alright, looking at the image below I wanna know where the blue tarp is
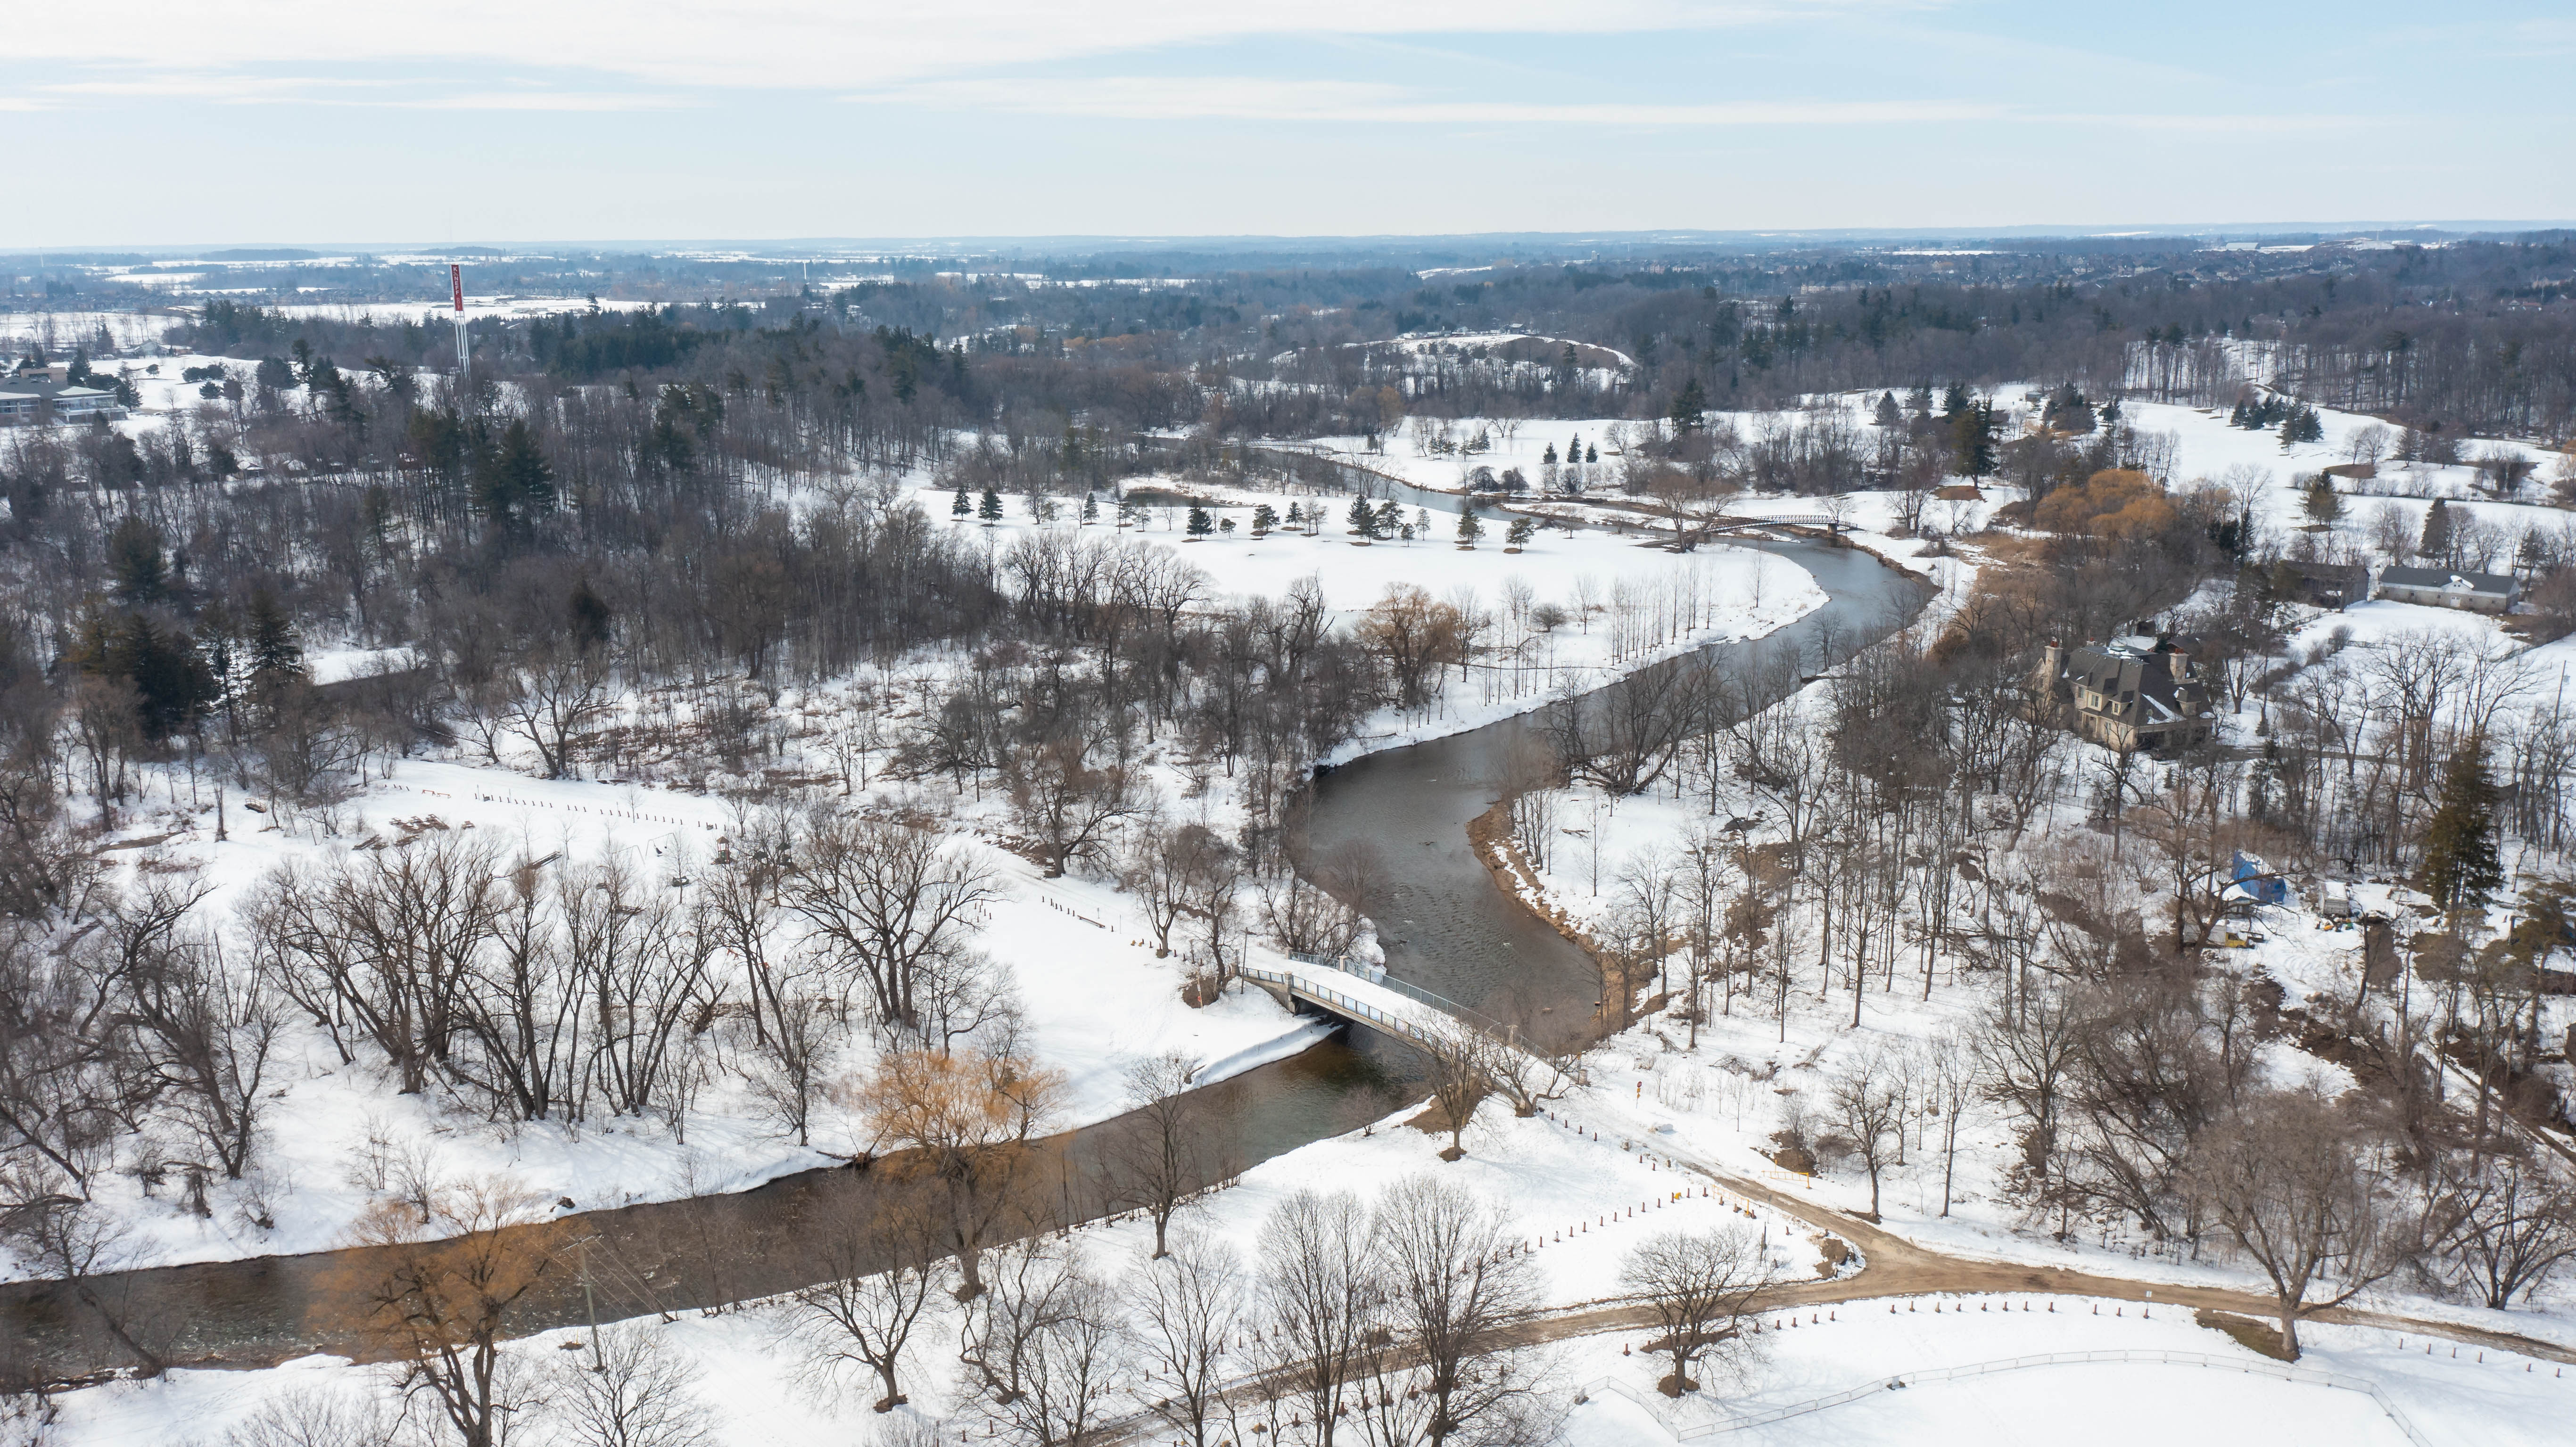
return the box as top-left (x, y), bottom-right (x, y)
top-left (2230, 853), bottom-right (2289, 905)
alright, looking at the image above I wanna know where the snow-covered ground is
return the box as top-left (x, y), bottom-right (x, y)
top-left (28, 752), bottom-right (1338, 1277)
top-left (1559, 1301), bottom-right (2569, 1447)
top-left (17, 477), bottom-right (1831, 1280)
top-left (918, 484), bottom-right (1830, 761)
top-left (33, 1090), bottom-right (2569, 1447)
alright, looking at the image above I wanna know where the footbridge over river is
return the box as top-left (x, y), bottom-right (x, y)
top-left (1240, 953), bottom-right (1553, 1068)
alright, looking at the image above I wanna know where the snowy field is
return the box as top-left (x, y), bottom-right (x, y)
top-left (917, 484), bottom-right (1830, 763)
top-left (1557, 1303), bottom-right (2568, 1447)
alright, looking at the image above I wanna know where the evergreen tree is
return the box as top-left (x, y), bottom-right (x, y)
top-left (245, 586), bottom-right (305, 682)
top-left (2304, 475), bottom-right (2343, 522)
top-left (1375, 500), bottom-right (1402, 537)
top-left (978, 487), bottom-right (1004, 522)
top-left (1585, 444), bottom-right (1598, 464)
top-left (2421, 740), bottom-right (2503, 920)
top-left (1347, 496), bottom-right (1375, 534)
top-left (1186, 504), bottom-right (1214, 536)
top-left (1506, 517), bottom-right (1536, 548)
top-left (2419, 498), bottom-right (2454, 564)
top-left (1080, 494), bottom-right (1098, 525)
top-left (474, 419), bottom-right (555, 534)
top-left (1940, 383), bottom-right (1972, 420)
top-left (1250, 503), bottom-right (1279, 534)
top-left (1285, 501), bottom-right (1305, 529)
top-left (106, 516), bottom-right (167, 604)
top-left (952, 483), bottom-right (972, 520)
top-left (1873, 391), bottom-right (1901, 428)
top-left (1949, 402), bottom-right (1997, 478)
top-left (1668, 377), bottom-right (1709, 434)
top-left (1907, 384), bottom-right (1933, 419)
top-left (1456, 506), bottom-right (1484, 546)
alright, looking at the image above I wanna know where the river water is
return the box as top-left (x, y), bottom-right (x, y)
top-left (0, 530), bottom-right (1925, 1382)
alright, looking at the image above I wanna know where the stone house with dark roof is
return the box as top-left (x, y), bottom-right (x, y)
top-left (2032, 634), bottom-right (2216, 754)
top-left (2373, 565), bottom-right (2518, 615)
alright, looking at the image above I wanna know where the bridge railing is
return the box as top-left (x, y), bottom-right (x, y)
top-left (1256, 954), bottom-right (1518, 1040)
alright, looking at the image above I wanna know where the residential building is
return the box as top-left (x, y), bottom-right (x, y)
top-left (2373, 565), bottom-right (2519, 614)
top-left (0, 378), bottom-right (125, 425)
top-left (2031, 633), bottom-right (2216, 753)
top-left (2271, 558), bottom-right (2370, 610)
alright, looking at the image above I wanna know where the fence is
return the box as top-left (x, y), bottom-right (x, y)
top-left (1570, 1348), bottom-right (2437, 1444)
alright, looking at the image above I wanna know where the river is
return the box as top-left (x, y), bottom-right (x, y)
top-left (0, 528), bottom-right (1926, 1384)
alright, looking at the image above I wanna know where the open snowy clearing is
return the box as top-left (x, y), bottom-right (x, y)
top-left (1557, 1302), bottom-right (2567, 1447)
top-left (918, 484), bottom-right (1830, 761)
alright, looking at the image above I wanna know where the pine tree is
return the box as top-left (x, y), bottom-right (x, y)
top-left (1456, 506), bottom-right (1484, 547)
top-left (2421, 740), bottom-right (2503, 920)
top-left (2419, 498), bottom-right (2454, 564)
top-left (1080, 494), bottom-right (1098, 525)
top-left (1347, 496), bottom-right (1375, 535)
top-left (1873, 391), bottom-right (1902, 428)
top-left (952, 484), bottom-right (972, 520)
top-left (2304, 476), bottom-right (2343, 522)
top-left (1585, 444), bottom-right (1598, 464)
top-left (1668, 377), bottom-right (1709, 434)
top-left (978, 487), bottom-right (1004, 523)
top-left (1375, 500), bottom-right (1402, 537)
top-left (106, 516), bottom-right (167, 604)
top-left (245, 587), bottom-right (305, 681)
top-left (1285, 501), bottom-right (1305, 529)
top-left (1186, 504), bottom-right (1214, 536)
top-left (1506, 517), bottom-right (1536, 548)
top-left (1251, 503), bottom-right (1278, 534)
top-left (475, 419), bottom-right (555, 533)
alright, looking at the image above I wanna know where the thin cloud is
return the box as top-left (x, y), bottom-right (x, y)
top-left (853, 76), bottom-right (2008, 126)
top-left (5, 2), bottom-right (1919, 91)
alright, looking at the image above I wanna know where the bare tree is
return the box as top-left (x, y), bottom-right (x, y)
top-left (1108, 1053), bottom-right (1215, 1258)
top-left (959, 1242), bottom-right (1129, 1447)
top-left (548, 1324), bottom-right (717, 1447)
top-left (1827, 1046), bottom-right (1907, 1221)
top-left (501, 642), bottom-right (611, 779)
top-left (324, 1176), bottom-right (568, 1447)
top-left (219, 1387), bottom-right (398, 1447)
top-left (1618, 1225), bottom-right (1771, 1397)
top-left (2432, 1149), bottom-right (2576, 1310)
top-left (1258, 1189), bottom-right (1381, 1446)
top-left (1369, 1175), bottom-right (1552, 1447)
top-left (1005, 739), bottom-right (1140, 879)
top-left (855, 1047), bottom-right (1063, 1300)
top-left (1121, 1228), bottom-right (1246, 1447)
top-left (787, 813), bottom-right (999, 1034)
top-left (790, 1179), bottom-right (949, 1412)
top-left (2188, 1089), bottom-right (2413, 1358)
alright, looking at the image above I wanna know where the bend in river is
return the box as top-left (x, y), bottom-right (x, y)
top-left (0, 534), bottom-right (1928, 1384)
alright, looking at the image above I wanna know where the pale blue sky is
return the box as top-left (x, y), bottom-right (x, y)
top-left (6, 1), bottom-right (2569, 247)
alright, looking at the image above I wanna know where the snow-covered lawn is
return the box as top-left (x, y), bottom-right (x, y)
top-left (1559, 1300), bottom-right (2569, 1447)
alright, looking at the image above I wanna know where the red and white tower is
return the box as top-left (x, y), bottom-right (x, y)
top-left (450, 263), bottom-right (470, 374)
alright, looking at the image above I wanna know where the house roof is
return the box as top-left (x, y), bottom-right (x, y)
top-left (2378, 565), bottom-right (2516, 597)
top-left (0, 379), bottom-right (115, 401)
top-left (2060, 640), bottom-right (2210, 731)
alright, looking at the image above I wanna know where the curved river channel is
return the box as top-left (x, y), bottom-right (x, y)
top-left (0, 529), bottom-right (1927, 1382)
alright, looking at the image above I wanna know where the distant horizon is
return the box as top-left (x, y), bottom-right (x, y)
top-left (8, 220), bottom-right (2575, 263)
